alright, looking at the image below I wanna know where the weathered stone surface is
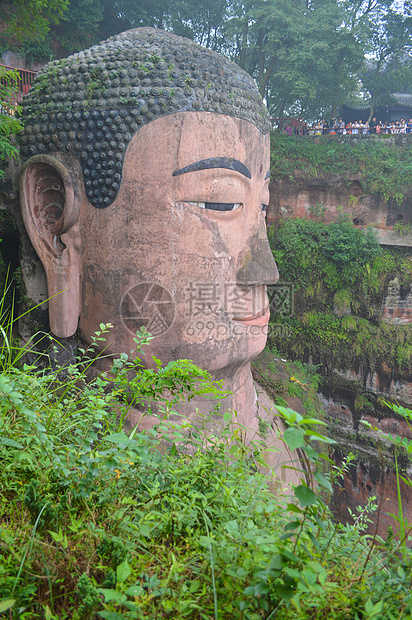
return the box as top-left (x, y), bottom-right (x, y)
top-left (19, 28), bottom-right (271, 209)
top-left (268, 172), bottom-right (385, 228)
top-left (331, 451), bottom-right (412, 537)
top-left (18, 28), bottom-right (301, 488)
top-left (383, 277), bottom-right (412, 324)
top-left (320, 382), bottom-right (412, 536)
top-left (268, 170), bottom-right (412, 248)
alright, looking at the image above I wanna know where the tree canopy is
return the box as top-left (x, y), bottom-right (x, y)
top-left (1, 0), bottom-right (412, 120)
top-left (0, 0), bottom-right (68, 43)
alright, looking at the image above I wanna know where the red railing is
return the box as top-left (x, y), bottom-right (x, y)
top-left (0, 65), bottom-right (37, 115)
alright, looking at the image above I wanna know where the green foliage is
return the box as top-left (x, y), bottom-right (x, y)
top-left (360, 8), bottom-right (412, 119)
top-left (52, 0), bottom-right (104, 55)
top-left (394, 221), bottom-right (412, 237)
top-left (269, 215), bottom-right (381, 290)
top-left (252, 351), bottom-right (323, 423)
top-left (270, 132), bottom-right (412, 202)
top-left (20, 37), bottom-right (54, 64)
top-left (268, 217), bottom-right (412, 374)
top-left (76, 573), bottom-right (101, 619)
top-left (0, 303), bottom-right (410, 617)
top-left (0, 68), bottom-right (23, 180)
top-left (0, 0), bottom-right (68, 44)
top-left (322, 220), bottom-right (381, 270)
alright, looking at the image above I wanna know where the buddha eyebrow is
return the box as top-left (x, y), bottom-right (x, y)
top-left (265, 170), bottom-right (270, 180)
top-left (172, 157), bottom-right (252, 179)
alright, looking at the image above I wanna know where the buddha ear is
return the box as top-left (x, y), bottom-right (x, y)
top-left (20, 155), bottom-right (83, 338)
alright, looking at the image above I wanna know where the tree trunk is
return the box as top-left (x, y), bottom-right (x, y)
top-left (206, 25), bottom-right (211, 49)
top-left (367, 97), bottom-right (374, 123)
top-left (239, 18), bottom-right (248, 70)
top-left (251, 27), bottom-right (265, 83)
top-left (258, 54), bottom-right (277, 98)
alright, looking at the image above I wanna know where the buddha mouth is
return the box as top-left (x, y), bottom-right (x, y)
top-left (232, 306), bottom-right (270, 326)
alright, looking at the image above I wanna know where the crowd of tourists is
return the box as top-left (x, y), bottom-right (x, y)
top-left (290, 117), bottom-right (412, 135)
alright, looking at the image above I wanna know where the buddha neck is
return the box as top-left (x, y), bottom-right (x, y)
top-left (125, 363), bottom-right (259, 431)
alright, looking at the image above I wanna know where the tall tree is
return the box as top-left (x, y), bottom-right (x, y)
top-left (3, 0), bottom-right (411, 122)
top-left (0, 0), bottom-right (68, 43)
top-left (0, 0), bottom-right (68, 178)
top-left (52, 0), bottom-right (104, 55)
top-left (223, 0), bottom-right (363, 119)
top-left (359, 7), bottom-right (412, 119)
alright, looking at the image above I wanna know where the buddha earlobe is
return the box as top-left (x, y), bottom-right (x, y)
top-left (20, 155), bottom-right (82, 338)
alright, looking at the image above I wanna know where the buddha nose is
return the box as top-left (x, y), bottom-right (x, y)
top-left (236, 220), bottom-right (279, 285)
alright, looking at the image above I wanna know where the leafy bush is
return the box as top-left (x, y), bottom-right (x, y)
top-left (270, 132), bottom-right (412, 202)
top-left (268, 217), bottom-right (412, 375)
top-left (0, 67), bottom-right (23, 179)
top-left (269, 215), bottom-right (381, 291)
top-left (322, 220), bottom-right (381, 270)
top-left (0, 318), bottom-right (412, 618)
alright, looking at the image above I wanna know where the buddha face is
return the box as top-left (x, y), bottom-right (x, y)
top-left (21, 112), bottom-right (278, 376)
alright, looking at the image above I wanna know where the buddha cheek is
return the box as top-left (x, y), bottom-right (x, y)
top-left (166, 213), bottom-right (232, 341)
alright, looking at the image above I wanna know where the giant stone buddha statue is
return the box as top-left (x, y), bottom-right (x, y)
top-left (18, 28), bottom-right (300, 486)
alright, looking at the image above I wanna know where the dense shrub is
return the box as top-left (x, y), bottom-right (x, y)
top-left (269, 215), bottom-right (382, 290)
top-left (1, 321), bottom-right (412, 618)
top-left (268, 217), bottom-right (412, 374)
top-left (270, 133), bottom-right (412, 202)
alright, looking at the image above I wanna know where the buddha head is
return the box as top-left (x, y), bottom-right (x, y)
top-left (19, 28), bottom-right (278, 383)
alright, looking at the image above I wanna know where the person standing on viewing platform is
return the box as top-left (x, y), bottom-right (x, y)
top-left (277, 114), bottom-right (412, 137)
top-left (337, 118), bottom-right (345, 134)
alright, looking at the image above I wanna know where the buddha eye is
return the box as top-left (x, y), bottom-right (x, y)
top-left (261, 204), bottom-right (268, 212)
top-left (187, 201), bottom-right (242, 212)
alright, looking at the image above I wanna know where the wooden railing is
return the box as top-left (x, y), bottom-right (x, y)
top-left (0, 65), bottom-right (37, 115)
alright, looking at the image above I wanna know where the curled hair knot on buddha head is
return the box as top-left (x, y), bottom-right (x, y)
top-left (18, 27), bottom-right (271, 209)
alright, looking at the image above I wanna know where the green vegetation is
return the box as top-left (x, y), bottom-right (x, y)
top-left (268, 217), bottom-right (412, 379)
top-left (270, 132), bottom-right (412, 202)
top-left (0, 0), bottom-right (68, 44)
top-left (252, 350), bottom-right (323, 421)
top-left (1, 310), bottom-right (412, 618)
top-left (2, 0), bottom-right (411, 122)
top-left (0, 67), bottom-right (23, 179)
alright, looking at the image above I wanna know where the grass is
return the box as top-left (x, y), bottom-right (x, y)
top-left (1, 298), bottom-right (412, 617)
top-left (270, 132), bottom-right (412, 202)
